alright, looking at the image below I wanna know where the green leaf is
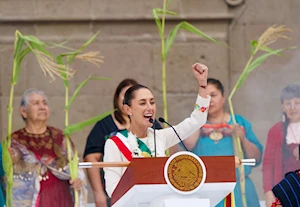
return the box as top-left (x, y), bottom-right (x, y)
top-left (65, 76), bottom-right (110, 110)
top-left (260, 45), bottom-right (284, 56)
top-left (152, 8), bottom-right (163, 40)
top-left (236, 73), bottom-right (248, 89)
top-left (47, 39), bottom-right (74, 50)
top-left (180, 21), bottom-right (222, 45)
top-left (251, 40), bottom-right (283, 56)
top-left (20, 35), bottom-right (46, 46)
top-left (2, 140), bottom-right (13, 177)
top-left (63, 110), bottom-right (115, 135)
top-left (236, 47), bottom-right (295, 88)
top-left (2, 140), bottom-right (13, 207)
top-left (20, 35), bottom-right (55, 61)
top-left (59, 51), bottom-right (77, 57)
top-left (164, 21), bottom-right (223, 60)
top-left (30, 42), bottom-right (54, 58)
top-left (14, 37), bottom-right (25, 58)
top-left (56, 55), bottom-right (69, 87)
top-left (67, 31), bottom-right (100, 64)
top-left (164, 23), bottom-right (182, 60)
top-left (247, 48), bottom-right (286, 73)
top-left (155, 8), bottom-right (178, 16)
top-left (57, 32), bottom-right (99, 63)
top-left (166, 0), bottom-right (173, 9)
top-left (250, 40), bottom-right (258, 56)
top-left (49, 43), bottom-right (75, 51)
top-left (13, 47), bottom-right (32, 84)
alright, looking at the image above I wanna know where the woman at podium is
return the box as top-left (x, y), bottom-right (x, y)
top-left (83, 78), bottom-right (161, 207)
top-left (103, 62), bottom-right (211, 197)
top-left (175, 78), bottom-right (263, 207)
top-left (84, 78), bottom-right (137, 207)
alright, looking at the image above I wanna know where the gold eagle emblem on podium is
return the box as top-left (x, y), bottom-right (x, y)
top-left (166, 153), bottom-right (204, 192)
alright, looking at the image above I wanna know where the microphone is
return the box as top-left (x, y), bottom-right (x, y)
top-left (149, 118), bottom-right (157, 157)
top-left (158, 117), bottom-right (189, 151)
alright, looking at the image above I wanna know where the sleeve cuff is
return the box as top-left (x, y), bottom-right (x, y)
top-left (194, 95), bottom-right (211, 112)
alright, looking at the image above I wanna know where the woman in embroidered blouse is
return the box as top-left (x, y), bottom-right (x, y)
top-left (83, 78), bottom-right (137, 207)
top-left (175, 78), bottom-right (263, 207)
top-left (103, 62), bottom-right (210, 197)
top-left (83, 78), bottom-right (161, 207)
top-left (8, 89), bottom-right (86, 207)
top-left (263, 84), bottom-right (300, 207)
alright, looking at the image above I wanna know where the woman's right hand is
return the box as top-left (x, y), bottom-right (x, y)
top-left (265, 191), bottom-right (276, 207)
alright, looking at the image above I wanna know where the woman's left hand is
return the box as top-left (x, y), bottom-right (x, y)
top-left (192, 63), bottom-right (208, 87)
top-left (70, 178), bottom-right (82, 191)
top-left (233, 124), bottom-right (246, 141)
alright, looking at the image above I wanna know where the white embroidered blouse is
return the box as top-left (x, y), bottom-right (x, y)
top-left (103, 95), bottom-right (210, 197)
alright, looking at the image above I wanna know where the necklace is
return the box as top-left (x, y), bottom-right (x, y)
top-left (208, 113), bottom-right (227, 144)
top-left (209, 130), bottom-right (224, 144)
top-left (127, 130), bottom-right (156, 157)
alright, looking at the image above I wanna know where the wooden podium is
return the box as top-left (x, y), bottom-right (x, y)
top-left (110, 155), bottom-right (236, 207)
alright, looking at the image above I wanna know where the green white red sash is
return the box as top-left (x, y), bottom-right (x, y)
top-left (110, 130), bottom-right (152, 161)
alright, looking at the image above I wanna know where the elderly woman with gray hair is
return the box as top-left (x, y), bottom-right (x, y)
top-left (263, 84), bottom-right (300, 207)
top-left (8, 88), bottom-right (87, 207)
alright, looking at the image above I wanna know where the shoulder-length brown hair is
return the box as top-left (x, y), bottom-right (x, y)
top-left (113, 78), bottom-right (138, 124)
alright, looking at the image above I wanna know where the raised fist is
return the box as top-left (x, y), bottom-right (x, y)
top-left (192, 63), bottom-right (208, 87)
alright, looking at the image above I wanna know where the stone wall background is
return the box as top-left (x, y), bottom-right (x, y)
top-left (1, 0), bottom-right (299, 203)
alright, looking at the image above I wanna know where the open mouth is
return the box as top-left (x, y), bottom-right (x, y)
top-left (144, 114), bottom-right (153, 120)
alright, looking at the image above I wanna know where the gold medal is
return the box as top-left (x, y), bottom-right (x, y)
top-left (141, 151), bottom-right (151, 157)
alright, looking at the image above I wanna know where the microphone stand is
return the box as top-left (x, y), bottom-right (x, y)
top-left (158, 117), bottom-right (189, 151)
top-left (149, 118), bottom-right (157, 157)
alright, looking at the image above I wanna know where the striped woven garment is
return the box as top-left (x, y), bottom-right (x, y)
top-left (272, 170), bottom-right (300, 207)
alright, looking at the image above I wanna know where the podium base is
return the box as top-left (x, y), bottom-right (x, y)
top-left (112, 182), bottom-right (236, 207)
top-left (136, 198), bottom-right (210, 207)
top-left (148, 194), bottom-right (210, 207)
top-left (164, 198), bottom-right (210, 207)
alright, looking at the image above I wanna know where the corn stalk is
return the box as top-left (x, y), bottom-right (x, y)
top-left (152, 0), bottom-right (223, 126)
top-left (56, 32), bottom-right (112, 207)
top-left (3, 30), bottom-right (73, 207)
top-left (228, 25), bottom-right (294, 207)
top-left (4, 30), bottom-right (110, 207)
